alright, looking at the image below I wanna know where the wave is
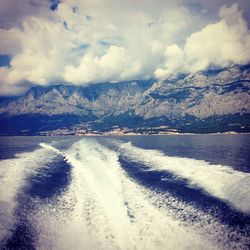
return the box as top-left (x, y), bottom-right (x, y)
top-left (0, 147), bottom-right (59, 244)
top-left (28, 139), bottom-right (248, 250)
top-left (39, 142), bottom-right (66, 157)
top-left (116, 141), bottom-right (250, 214)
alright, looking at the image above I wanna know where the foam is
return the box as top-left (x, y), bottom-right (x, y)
top-left (29, 138), bottom-right (243, 250)
top-left (40, 143), bottom-right (65, 157)
top-left (0, 147), bottom-right (58, 244)
top-left (118, 141), bottom-right (250, 214)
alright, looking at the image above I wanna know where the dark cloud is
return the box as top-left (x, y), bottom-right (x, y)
top-left (185, 0), bottom-right (250, 25)
top-left (0, 0), bottom-right (51, 28)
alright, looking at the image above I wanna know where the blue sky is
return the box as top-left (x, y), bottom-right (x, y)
top-left (0, 55), bottom-right (11, 67)
top-left (0, 0), bottom-right (249, 95)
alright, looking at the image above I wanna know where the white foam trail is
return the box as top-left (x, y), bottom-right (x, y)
top-left (29, 139), bottom-right (241, 250)
top-left (0, 147), bottom-right (58, 244)
top-left (39, 143), bottom-right (65, 157)
top-left (117, 141), bottom-right (250, 214)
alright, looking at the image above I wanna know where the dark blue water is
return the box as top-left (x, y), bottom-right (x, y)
top-left (0, 135), bottom-right (249, 249)
top-left (112, 134), bottom-right (250, 172)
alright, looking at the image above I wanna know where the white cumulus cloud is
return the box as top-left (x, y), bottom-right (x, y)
top-left (0, 1), bottom-right (249, 95)
top-left (64, 45), bottom-right (142, 84)
top-left (155, 3), bottom-right (250, 79)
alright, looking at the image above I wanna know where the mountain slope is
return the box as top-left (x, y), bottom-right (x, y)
top-left (0, 65), bottom-right (250, 135)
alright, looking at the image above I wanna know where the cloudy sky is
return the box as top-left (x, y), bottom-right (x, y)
top-left (0, 0), bottom-right (250, 95)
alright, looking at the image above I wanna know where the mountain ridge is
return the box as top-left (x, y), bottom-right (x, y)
top-left (0, 65), bottom-right (250, 135)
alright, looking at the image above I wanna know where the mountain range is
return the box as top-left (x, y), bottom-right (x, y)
top-left (0, 64), bottom-right (250, 135)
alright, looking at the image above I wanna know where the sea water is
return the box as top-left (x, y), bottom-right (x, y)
top-left (0, 135), bottom-right (249, 249)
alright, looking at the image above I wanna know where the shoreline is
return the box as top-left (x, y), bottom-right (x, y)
top-left (0, 132), bottom-right (250, 137)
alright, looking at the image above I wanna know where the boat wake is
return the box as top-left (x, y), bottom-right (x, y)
top-left (0, 138), bottom-right (249, 249)
top-left (116, 141), bottom-right (250, 214)
top-left (0, 147), bottom-right (59, 245)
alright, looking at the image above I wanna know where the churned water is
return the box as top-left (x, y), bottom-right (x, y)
top-left (0, 135), bottom-right (249, 249)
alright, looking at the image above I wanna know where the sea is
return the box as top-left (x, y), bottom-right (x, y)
top-left (0, 134), bottom-right (249, 250)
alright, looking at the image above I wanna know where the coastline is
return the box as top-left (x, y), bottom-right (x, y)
top-left (1, 131), bottom-right (249, 137)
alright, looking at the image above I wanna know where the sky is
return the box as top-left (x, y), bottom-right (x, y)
top-left (0, 0), bottom-right (250, 95)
